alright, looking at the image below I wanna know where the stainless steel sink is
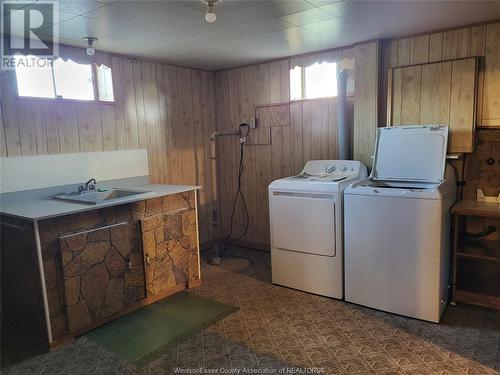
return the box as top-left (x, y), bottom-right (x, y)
top-left (53, 188), bottom-right (153, 205)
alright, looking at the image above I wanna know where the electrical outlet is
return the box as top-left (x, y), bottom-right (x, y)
top-left (249, 117), bottom-right (256, 128)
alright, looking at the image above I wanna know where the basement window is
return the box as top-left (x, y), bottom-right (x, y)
top-left (290, 61), bottom-right (338, 100)
top-left (96, 65), bottom-right (114, 102)
top-left (53, 58), bottom-right (94, 100)
top-left (14, 55), bottom-right (114, 102)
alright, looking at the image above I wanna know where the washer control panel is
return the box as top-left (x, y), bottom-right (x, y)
top-left (298, 160), bottom-right (367, 181)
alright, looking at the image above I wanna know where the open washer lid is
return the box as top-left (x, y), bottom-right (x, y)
top-left (371, 125), bottom-right (449, 183)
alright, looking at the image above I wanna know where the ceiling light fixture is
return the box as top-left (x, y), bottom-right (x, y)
top-left (83, 37), bottom-right (98, 56)
top-left (201, 0), bottom-right (221, 23)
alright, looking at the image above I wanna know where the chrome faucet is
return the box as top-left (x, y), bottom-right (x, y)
top-left (78, 178), bottom-right (97, 194)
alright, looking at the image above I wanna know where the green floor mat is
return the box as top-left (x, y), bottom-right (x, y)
top-left (85, 292), bottom-right (238, 366)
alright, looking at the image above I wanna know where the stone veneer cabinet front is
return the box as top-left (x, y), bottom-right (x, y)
top-left (7, 190), bottom-right (200, 349)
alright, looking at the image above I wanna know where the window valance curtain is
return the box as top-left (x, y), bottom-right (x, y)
top-left (289, 47), bottom-right (354, 69)
top-left (56, 44), bottom-right (111, 67)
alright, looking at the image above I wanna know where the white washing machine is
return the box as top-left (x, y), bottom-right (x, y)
top-left (268, 160), bottom-right (367, 299)
top-left (344, 126), bottom-right (456, 323)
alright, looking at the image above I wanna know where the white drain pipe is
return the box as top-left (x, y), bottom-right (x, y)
top-left (337, 69), bottom-right (352, 160)
top-left (209, 130), bottom-right (240, 242)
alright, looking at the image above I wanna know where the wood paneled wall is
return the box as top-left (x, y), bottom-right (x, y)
top-left (387, 57), bottom-right (478, 153)
top-left (214, 49), bottom-right (354, 247)
top-left (380, 21), bottom-right (500, 199)
top-left (2, 21), bottom-right (499, 249)
top-left (381, 21), bottom-right (500, 128)
top-left (0, 53), bottom-right (216, 244)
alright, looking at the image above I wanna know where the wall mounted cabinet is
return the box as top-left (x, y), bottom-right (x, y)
top-left (387, 57), bottom-right (478, 153)
top-left (482, 23), bottom-right (500, 127)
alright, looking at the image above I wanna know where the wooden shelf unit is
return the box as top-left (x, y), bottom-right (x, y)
top-left (451, 199), bottom-right (500, 310)
top-left (456, 239), bottom-right (500, 262)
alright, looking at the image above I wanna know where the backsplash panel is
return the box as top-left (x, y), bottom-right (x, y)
top-left (465, 129), bottom-right (500, 199)
top-left (464, 129), bottom-right (500, 241)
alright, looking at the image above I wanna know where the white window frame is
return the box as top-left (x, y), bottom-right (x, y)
top-left (290, 61), bottom-right (338, 101)
top-left (14, 56), bottom-right (115, 104)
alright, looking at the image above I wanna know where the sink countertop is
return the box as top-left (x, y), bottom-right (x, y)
top-left (0, 184), bottom-right (200, 221)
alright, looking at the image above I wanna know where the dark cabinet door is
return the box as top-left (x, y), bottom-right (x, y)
top-left (59, 222), bottom-right (145, 333)
top-left (140, 208), bottom-right (199, 297)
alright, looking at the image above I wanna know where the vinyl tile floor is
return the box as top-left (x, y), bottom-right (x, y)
top-left (3, 247), bottom-right (500, 375)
